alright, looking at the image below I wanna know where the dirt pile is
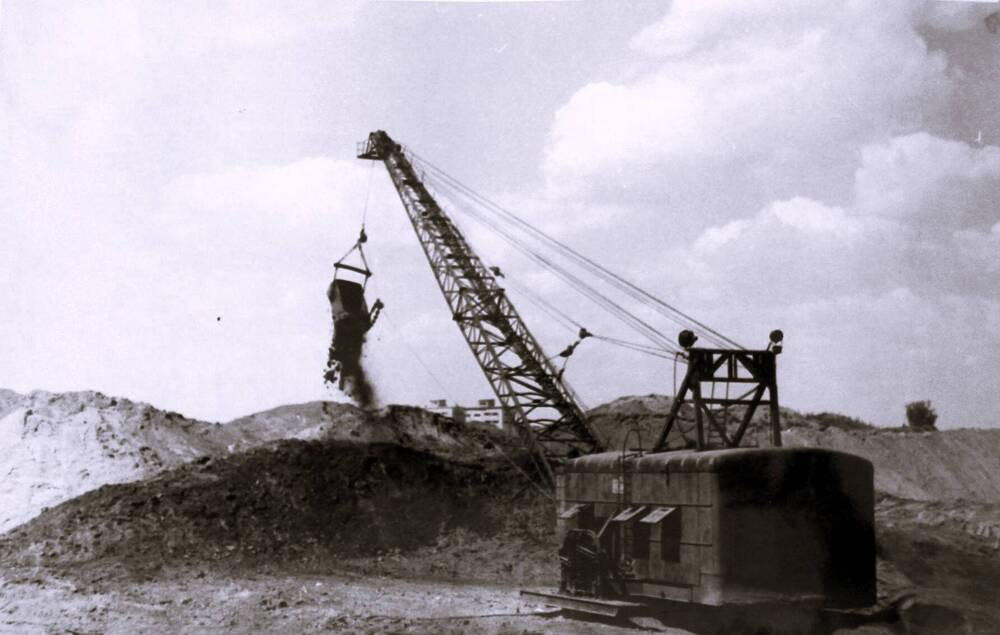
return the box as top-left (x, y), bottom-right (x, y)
top-left (0, 388), bottom-right (22, 413)
top-left (878, 497), bottom-right (1000, 553)
top-left (875, 496), bottom-right (1000, 632)
top-left (2, 391), bottom-right (998, 632)
top-left (784, 422), bottom-right (1000, 503)
top-left (0, 440), bottom-right (551, 582)
top-left (0, 390), bottom-right (509, 533)
top-left (228, 402), bottom-right (512, 463)
top-left (586, 394), bottom-right (697, 452)
top-left (587, 394), bottom-right (788, 453)
top-left (0, 390), bottom-right (242, 532)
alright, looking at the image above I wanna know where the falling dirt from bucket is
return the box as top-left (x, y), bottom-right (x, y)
top-left (324, 278), bottom-right (378, 408)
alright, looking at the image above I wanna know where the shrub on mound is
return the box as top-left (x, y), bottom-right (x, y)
top-left (905, 401), bottom-right (938, 431)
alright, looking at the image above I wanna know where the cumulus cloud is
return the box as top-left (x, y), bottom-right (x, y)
top-left (544, 1), bottom-right (953, 199)
top-left (664, 131), bottom-right (1000, 425)
top-left (687, 133), bottom-right (1000, 297)
top-left (535, 2), bottom-right (1000, 426)
top-left (689, 197), bottom-right (904, 303)
top-left (854, 132), bottom-right (1000, 228)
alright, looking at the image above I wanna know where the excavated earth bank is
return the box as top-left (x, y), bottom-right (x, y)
top-left (0, 389), bottom-right (510, 533)
top-left (2, 391), bottom-right (1000, 633)
top-left (0, 440), bottom-right (552, 582)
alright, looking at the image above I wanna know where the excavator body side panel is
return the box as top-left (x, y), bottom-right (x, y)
top-left (556, 447), bottom-right (876, 610)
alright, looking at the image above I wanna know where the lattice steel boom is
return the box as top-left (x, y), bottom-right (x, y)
top-left (358, 131), bottom-right (603, 475)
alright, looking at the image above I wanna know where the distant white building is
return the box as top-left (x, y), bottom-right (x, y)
top-left (427, 398), bottom-right (511, 431)
top-left (427, 398), bottom-right (457, 419)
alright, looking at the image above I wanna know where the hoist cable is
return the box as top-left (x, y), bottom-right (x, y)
top-left (432, 180), bottom-right (680, 354)
top-left (409, 152), bottom-right (742, 349)
top-left (504, 276), bottom-right (684, 362)
top-left (502, 277), bottom-right (582, 333)
top-left (592, 335), bottom-right (679, 361)
top-left (447, 191), bottom-right (680, 354)
top-left (430, 161), bottom-right (734, 348)
top-left (415, 153), bottom-right (735, 348)
top-left (423, 173), bottom-right (678, 352)
top-left (361, 157), bottom-right (376, 229)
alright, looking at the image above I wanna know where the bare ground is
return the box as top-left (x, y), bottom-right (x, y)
top-left (0, 565), bottom-right (597, 635)
top-left (0, 563), bottom-right (886, 635)
top-left (2, 496), bottom-right (997, 635)
top-left (2, 394), bottom-right (999, 633)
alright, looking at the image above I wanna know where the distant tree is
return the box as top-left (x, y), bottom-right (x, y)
top-left (905, 400), bottom-right (938, 430)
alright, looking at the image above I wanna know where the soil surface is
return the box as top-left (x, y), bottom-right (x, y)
top-left (0, 564), bottom-right (608, 635)
top-left (2, 391), bottom-right (999, 633)
top-left (0, 441), bottom-right (547, 573)
top-left (0, 390), bottom-right (509, 533)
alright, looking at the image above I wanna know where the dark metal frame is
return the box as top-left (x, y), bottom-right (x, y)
top-left (653, 347), bottom-right (781, 452)
top-left (359, 131), bottom-right (603, 480)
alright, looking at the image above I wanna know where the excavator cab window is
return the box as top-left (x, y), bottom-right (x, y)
top-left (632, 521), bottom-right (651, 559)
top-left (640, 506), bottom-right (681, 562)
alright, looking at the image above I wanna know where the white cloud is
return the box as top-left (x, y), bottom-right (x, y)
top-left (662, 131), bottom-right (1000, 425)
top-left (953, 222), bottom-right (1000, 275)
top-left (854, 132), bottom-right (1000, 227)
top-left (688, 196), bottom-right (904, 304)
top-left (684, 132), bottom-right (1000, 297)
top-left (544, 1), bottom-right (953, 199)
top-left (534, 3), bottom-right (1000, 427)
top-left (629, 0), bottom-right (834, 58)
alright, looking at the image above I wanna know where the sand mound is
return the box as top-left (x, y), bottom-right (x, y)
top-left (0, 440), bottom-right (544, 574)
top-left (6, 387), bottom-right (998, 537)
top-left (587, 394), bottom-right (792, 453)
top-left (228, 402), bottom-right (511, 461)
top-left (0, 390), bottom-right (238, 532)
top-left (784, 424), bottom-right (1000, 503)
top-left (587, 394), bottom-right (698, 451)
top-left (0, 390), bottom-right (509, 533)
top-left (876, 496), bottom-right (1000, 632)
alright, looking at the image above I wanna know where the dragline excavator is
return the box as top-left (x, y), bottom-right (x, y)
top-left (344, 130), bottom-right (877, 624)
top-left (353, 131), bottom-right (785, 474)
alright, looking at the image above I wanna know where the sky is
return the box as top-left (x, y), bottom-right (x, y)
top-left (1, 1), bottom-right (998, 428)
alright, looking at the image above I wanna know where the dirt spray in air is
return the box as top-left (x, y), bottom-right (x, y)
top-left (323, 277), bottom-right (381, 409)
